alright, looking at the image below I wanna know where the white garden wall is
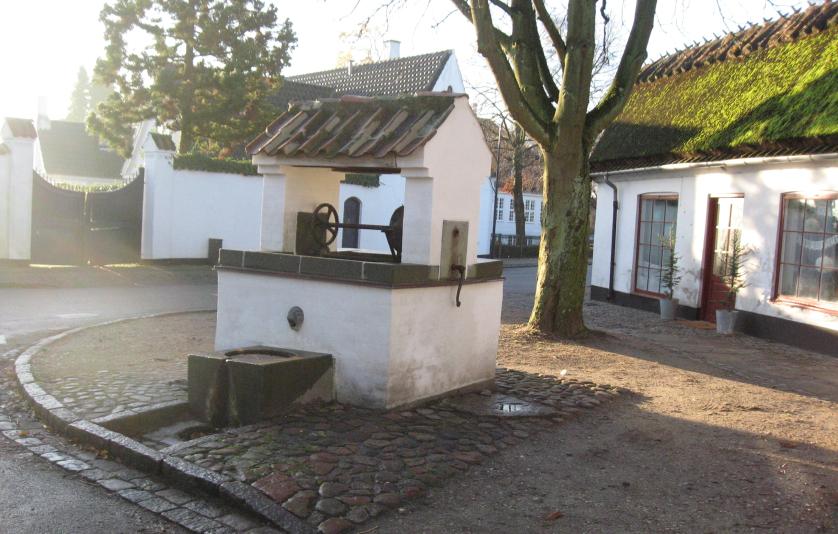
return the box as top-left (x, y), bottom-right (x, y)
top-left (141, 145), bottom-right (263, 260)
top-left (592, 155), bottom-right (838, 332)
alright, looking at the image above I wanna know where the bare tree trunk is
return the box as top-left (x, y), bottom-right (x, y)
top-left (528, 144), bottom-right (591, 337)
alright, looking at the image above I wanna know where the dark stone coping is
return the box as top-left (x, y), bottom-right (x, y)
top-left (217, 249), bottom-right (504, 287)
top-left (12, 312), bottom-right (314, 533)
top-left (590, 285), bottom-right (837, 356)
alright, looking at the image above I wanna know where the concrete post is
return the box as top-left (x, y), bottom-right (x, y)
top-left (140, 136), bottom-right (176, 259)
top-left (0, 128), bottom-right (35, 261)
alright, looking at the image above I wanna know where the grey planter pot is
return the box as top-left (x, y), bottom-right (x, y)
top-left (659, 298), bottom-right (678, 321)
top-left (716, 309), bottom-right (739, 334)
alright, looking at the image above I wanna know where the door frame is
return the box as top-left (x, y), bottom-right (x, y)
top-left (699, 193), bottom-right (744, 321)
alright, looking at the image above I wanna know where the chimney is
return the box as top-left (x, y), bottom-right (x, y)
top-left (347, 59), bottom-right (353, 76)
top-left (384, 40), bottom-right (401, 59)
top-left (36, 96), bottom-right (50, 131)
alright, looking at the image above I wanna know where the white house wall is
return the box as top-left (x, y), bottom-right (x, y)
top-left (431, 55), bottom-right (465, 93)
top-left (337, 174), bottom-right (405, 252)
top-left (592, 157), bottom-right (838, 332)
top-left (477, 179), bottom-right (543, 255)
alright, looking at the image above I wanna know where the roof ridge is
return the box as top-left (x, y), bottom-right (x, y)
top-left (288, 49), bottom-right (452, 81)
top-left (638, 0), bottom-right (837, 83)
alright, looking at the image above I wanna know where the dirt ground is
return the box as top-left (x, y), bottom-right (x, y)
top-left (372, 299), bottom-right (838, 533)
top-left (29, 300), bottom-right (838, 533)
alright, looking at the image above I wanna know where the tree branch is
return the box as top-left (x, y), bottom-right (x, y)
top-left (488, 0), bottom-right (512, 15)
top-left (535, 39), bottom-right (560, 103)
top-left (507, 0), bottom-right (554, 121)
top-left (532, 0), bottom-right (566, 70)
top-left (468, 0), bottom-right (551, 144)
top-left (585, 0), bottom-right (657, 140)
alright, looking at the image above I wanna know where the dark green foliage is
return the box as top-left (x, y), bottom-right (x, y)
top-left (594, 28), bottom-right (838, 163)
top-left (67, 68), bottom-right (90, 122)
top-left (660, 228), bottom-right (681, 299)
top-left (342, 173), bottom-right (380, 187)
top-left (67, 67), bottom-right (115, 123)
top-left (89, 0), bottom-right (297, 156)
top-left (173, 153), bottom-right (258, 175)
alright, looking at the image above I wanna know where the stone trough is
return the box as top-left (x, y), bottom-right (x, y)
top-left (188, 346), bottom-right (334, 427)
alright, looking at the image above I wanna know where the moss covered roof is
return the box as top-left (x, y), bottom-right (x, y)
top-left (592, 2), bottom-right (838, 171)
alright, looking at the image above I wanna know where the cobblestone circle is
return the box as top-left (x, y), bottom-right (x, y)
top-left (164, 368), bottom-right (620, 532)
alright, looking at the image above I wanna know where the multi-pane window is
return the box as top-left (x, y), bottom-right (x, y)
top-left (496, 198), bottom-right (505, 221)
top-left (776, 194), bottom-right (837, 307)
top-left (524, 199), bottom-right (536, 223)
top-left (635, 195), bottom-right (678, 295)
top-left (508, 203), bottom-right (515, 221)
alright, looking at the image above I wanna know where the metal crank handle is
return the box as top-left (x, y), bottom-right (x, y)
top-left (451, 264), bottom-right (465, 307)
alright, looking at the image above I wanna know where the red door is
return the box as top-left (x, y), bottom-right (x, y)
top-left (701, 197), bottom-right (744, 322)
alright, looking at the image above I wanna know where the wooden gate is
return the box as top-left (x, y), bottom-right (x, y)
top-left (30, 171), bottom-right (144, 265)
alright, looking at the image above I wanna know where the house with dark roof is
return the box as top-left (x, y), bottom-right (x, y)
top-left (589, 1), bottom-right (837, 353)
top-left (33, 118), bottom-right (126, 185)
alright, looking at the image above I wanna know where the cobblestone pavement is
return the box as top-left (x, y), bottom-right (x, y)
top-left (32, 312), bottom-right (213, 420)
top-left (164, 368), bottom-right (619, 532)
top-left (0, 348), bottom-right (276, 534)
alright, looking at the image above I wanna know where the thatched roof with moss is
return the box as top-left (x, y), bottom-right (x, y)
top-left (591, 1), bottom-right (838, 172)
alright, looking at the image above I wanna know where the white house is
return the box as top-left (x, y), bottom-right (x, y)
top-left (589, 3), bottom-right (837, 354)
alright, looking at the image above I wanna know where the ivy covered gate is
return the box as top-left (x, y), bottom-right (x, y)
top-left (30, 171), bottom-right (144, 265)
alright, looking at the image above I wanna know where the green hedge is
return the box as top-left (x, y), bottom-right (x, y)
top-left (173, 153), bottom-right (259, 176)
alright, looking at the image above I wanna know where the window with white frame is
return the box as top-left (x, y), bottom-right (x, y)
top-left (635, 194), bottom-right (678, 295)
top-left (496, 198), bottom-right (505, 221)
top-left (525, 199), bottom-right (536, 223)
top-left (508, 203), bottom-right (515, 221)
top-left (775, 193), bottom-right (837, 308)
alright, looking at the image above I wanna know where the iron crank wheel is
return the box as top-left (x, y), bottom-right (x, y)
top-left (312, 202), bottom-right (339, 246)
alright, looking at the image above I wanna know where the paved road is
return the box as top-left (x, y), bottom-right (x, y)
top-left (0, 282), bottom-right (218, 534)
top-left (0, 268), bottom-right (542, 533)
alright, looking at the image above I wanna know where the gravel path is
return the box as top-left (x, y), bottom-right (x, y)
top-left (372, 300), bottom-right (838, 533)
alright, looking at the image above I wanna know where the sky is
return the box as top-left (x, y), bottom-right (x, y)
top-left (0, 0), bottom-right (817, 121)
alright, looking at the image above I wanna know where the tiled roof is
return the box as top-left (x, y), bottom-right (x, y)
top-left (269, 81), bottom-right (338, 110)
top-left (3, 117), bottom-right (37, 138)
top-left (150, 132), bottom-right (177, 151)
top-left (247, 94), bottom-right (456, 160)
top-left (287, 50), bottom-right (452, 98)
top-left (637, 1), bottom-right (838, 83)
top-left (38, 120), bottom-right (125, 179)
top-left (592, 1), bottom-right (838, 172)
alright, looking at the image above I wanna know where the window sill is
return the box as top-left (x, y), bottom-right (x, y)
top-left (771, 297), bottom-right (838, 316)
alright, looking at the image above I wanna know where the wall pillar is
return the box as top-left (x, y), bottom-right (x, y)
top-left (258, 166), bottom-right (341, 253)
top-left (0, 136), bottom-right (35, 261)
top-left (140, 140), bottom-right (176, 259)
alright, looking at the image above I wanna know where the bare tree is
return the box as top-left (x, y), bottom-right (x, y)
top-left (472, 85), bottom-right (540, 249)
top-left (449, 0), bottom-right (656, 337)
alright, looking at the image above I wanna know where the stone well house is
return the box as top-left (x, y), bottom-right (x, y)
top-left (589, 2), bottom-right (837, 354)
